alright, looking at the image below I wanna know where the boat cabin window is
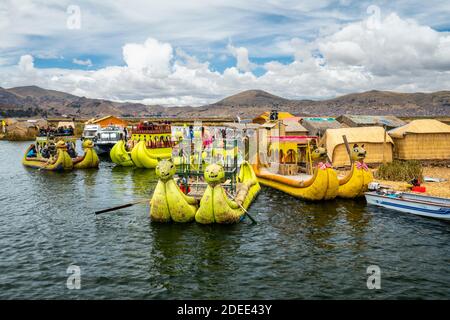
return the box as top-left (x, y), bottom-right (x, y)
top-left (83, 130), bottom-right (97, 137)
top-left (100, 132), bottom-right (119, 140)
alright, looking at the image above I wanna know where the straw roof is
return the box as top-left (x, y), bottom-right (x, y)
top-left (283, 120), bottom-right (308, 133)
top-left (320, 126), bottom-right (393, 160)
top-left (336, 115), bottom-right (406, 128)
top-left (301, 117), bottom-right (342, 129)
top-left (57, 121), bottom-right (75, 128)
top-left (388, 119), bottom-right (450, 138)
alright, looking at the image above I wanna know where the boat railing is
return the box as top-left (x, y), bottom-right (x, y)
top-left (175, 138), bottom-right (240, 194)
top-left (131, 129), bottom-right (171, 134)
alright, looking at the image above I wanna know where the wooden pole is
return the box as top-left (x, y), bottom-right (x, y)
top-left (383, 125), bottom-right (387, 164)
top-left (342, 135), bottom-right (353, 166)
top-left (95, 199), bottom-right (149, 215)
top-left (225, 190), bottom-right (257, 225)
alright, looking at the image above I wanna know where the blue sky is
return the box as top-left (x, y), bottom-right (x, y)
top-left (1, 0), bottom-right (450, 105)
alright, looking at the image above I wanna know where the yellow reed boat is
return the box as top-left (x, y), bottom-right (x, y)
top-left (150, 159), bottom-right (198, 223)
top-left (110, 121), bottom-right (174, 168)
top-left (23, 140), bottom-right (73, 171)
top-left (254, 146), bottom-right (339, 201)
top-left (337, 144), bottom-right (373, 198)
top-left (73, 139), bottom-right (100, 169)
top-left (195, 162), bottom-right (261, 224)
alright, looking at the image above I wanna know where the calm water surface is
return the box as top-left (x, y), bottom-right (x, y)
top-left (0, 141), bottom-right (449, 299)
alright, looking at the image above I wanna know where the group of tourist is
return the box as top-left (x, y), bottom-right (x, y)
top-left (135, 121), bottom-right (171, 133)
top-left (39, 126), bottom-right (74, 137)
top-left (26, 141), bottom-right (77, 159)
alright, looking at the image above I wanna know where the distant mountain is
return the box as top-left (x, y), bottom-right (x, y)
top-left (0, 86), bottom-right (158, 118)
top-left (7, 85), bottom-right (77, 100)
top-left (0, 86), bottom-right (449, 118)
top-left (214, 89), bottom-right (290, 107)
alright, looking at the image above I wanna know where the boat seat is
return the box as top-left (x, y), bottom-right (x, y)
top-left (260, 167), bottom-right (312, 182)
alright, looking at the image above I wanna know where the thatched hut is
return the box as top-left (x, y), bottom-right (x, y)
top-left (388, 119), bottom-right (450, 160)
top-left (300, 117), bottom-right (342, 137)
top-left (320, 126), bottom-right (393, 167)
top-left (336, 115), bottom-right (406, 130)
top-left (282, 119), bottom-right (308, 136)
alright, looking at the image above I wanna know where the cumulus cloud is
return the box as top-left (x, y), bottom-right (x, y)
top-left (123, 38), bottom-right (173, 77)
top-left (318, 13), bottom-right (450, 74)
top-left (1, 12), bottom-right (450, 106)
top-left (72, 58), bottom-right (93, 67)
top-left (18, 54), bottom-right (34, 72)
top-left (227, 43), bottom-right (252, 72)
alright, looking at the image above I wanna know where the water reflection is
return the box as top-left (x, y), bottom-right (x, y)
top-left (1, 141), bottom-right (450, 299)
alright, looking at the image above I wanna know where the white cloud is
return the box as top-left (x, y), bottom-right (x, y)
top-left (318, 13), bottom-right (450, 74)
top-left (123, 38), bottom-right (173, 77)
top-left (72, 58), bottom-right (93, 67)
top-left (18, 54), bottom-right (34, 72)
top-left (1, 12), bottom-right (450, 106)
top-left (227, 43), bottom-right (252, 72)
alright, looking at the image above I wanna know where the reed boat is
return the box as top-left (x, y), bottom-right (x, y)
top-left (23, 135), bottom-right (99, 171)
top-left (110, 121), bottom-right (174, 168)
top-left (337, 144), bottom-right (373, 198)
top-left (73, 139), bottom-right (100, 169)
top-left (110, 140), bottom-right (134, 167)
top-left (253, 146), bottom-right (339, 201)
top-left (149, 160), bottom-right (260, 224)
top-left (131, 140), bottom-right (172, 168)
top-left (23, 140), bottom-right (73, 171)
top-left (365, 190), bottom-right (450, 221)
top-left (195, 162), bottom-right (260, 224)
top-left (150, 159), bottom-right (198, 223)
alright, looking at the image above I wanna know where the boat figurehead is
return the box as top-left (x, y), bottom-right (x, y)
top-left (155, 159), bottom-right (176, 181)
top-left (351, 144), bottom-right (367, 161)
top-left (204, 163), bottom-right (225, 186)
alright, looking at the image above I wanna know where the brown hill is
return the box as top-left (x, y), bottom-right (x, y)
top-left (214, 89), bottom-right (290, 106)
top-left (8, 85), bottom-right (77, 99)
top-left (0, 86), bottom-right (157, 118)
top-left (0, 86), bottom-right (449, 118)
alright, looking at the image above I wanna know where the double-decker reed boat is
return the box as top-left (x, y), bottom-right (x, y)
top-left (110, 121), bottom-right (175, 168)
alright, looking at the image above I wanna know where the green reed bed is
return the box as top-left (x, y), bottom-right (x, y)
top-left (376, 160), bottom-right (423, 182)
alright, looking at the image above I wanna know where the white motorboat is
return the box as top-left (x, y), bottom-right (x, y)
top-left (365, 190), bottom-right (450, 221)
top-left (94, 125), bottom-right (125, 155)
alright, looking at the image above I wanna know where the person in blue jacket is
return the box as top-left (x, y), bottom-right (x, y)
top-left (27, 145), bottom-right (37, 158)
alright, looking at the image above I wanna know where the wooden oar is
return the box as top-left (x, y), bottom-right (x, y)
top-left (225, 190), bottom-right (257, 224)
top-left (95, 199), bottom-right (149, 215)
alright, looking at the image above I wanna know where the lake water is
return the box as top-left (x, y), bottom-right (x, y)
top-left (0, 141), bottom-right (449, 299)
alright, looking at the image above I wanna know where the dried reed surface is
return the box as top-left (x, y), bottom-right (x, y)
top-left (375, 167), bottom-right (450, 198)
top-left (4, 132), bottom-right (36, 141)
top-left (336, 166), bottom-right (450, 198)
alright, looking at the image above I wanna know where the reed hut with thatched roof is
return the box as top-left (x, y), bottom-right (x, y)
top-left (388, 119), bottom-right (450, 160)
top-left (320, 126), bottom-right (394, 167)
top-left (301, 117), bottom-right (342, 137)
